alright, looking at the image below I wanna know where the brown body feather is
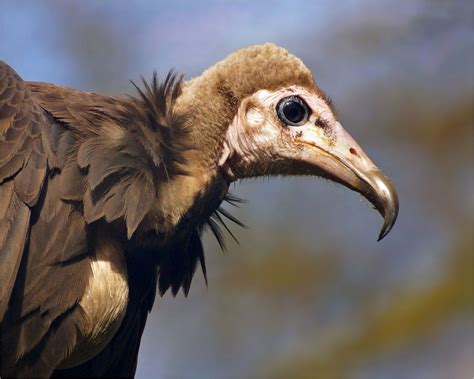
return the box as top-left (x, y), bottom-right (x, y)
top-left (0, 62), bottom-right (215, 377)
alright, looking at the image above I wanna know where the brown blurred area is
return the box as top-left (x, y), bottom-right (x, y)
top-left (1, 1), bottom-right (472, 378)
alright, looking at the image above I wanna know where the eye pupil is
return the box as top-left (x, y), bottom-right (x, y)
top-left (277, 96), bottom-right (310, 126)
top-left (284, 102), bottom-right (303, 122)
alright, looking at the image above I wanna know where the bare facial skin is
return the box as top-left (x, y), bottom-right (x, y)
top-left (220, 86), bottom-right (398, 240)
top-left (220, 86), bottom-right (375, 178)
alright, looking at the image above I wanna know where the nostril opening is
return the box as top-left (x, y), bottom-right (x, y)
top-left (349, 147), bottom-right (358, 156)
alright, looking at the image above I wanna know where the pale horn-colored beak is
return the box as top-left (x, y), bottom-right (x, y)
top-left (296, 122), bottom-right (399, 240)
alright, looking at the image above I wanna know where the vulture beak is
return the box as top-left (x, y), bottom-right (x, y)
top-left (296, 121), bottom-right (399, 240)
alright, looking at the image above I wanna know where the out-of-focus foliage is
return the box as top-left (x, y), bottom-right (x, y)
top-left (1, 1), bottom-right (472, 378)
top-left (262, 232), bottom-right (473, 379)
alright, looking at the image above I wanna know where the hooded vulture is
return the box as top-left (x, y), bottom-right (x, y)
top-left (0, 43), bottom-right (398, 378)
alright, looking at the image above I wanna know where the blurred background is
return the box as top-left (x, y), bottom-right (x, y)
top-left (1, 1), bottom-right (472, 378)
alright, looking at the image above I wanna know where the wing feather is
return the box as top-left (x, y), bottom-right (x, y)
top-left (0, 62), bottom-right (91, 377)
top-left (0, 61), bottom-right (49, 320)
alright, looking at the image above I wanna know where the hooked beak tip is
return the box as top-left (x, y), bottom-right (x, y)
top-left (377, 208), bottom-right (398, 241)
top-left (360, 170), bottom-right (399, 241)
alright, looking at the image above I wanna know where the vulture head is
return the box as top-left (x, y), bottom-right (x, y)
top-left (149, 43), bottom-right (398, 244)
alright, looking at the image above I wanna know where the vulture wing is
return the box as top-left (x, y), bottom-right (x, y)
top-left (0, 61), bottom-right (48, 321)
top-left (0, 61), bottom-right (94, 377)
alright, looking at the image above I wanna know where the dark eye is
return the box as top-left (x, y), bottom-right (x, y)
top-left (276, 96), bottom-right (310, 126)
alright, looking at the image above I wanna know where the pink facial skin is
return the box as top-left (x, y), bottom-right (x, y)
top-left (221, 86), bottom-right (377, 184)
top-left (219, 86), bottom-right (398, 240)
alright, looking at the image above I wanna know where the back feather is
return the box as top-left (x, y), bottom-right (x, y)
top-left (30, 71), bottom-right (190, 239)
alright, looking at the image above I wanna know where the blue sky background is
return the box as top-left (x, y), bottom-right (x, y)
top-left (1, 1), bottom-right (473, 378)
